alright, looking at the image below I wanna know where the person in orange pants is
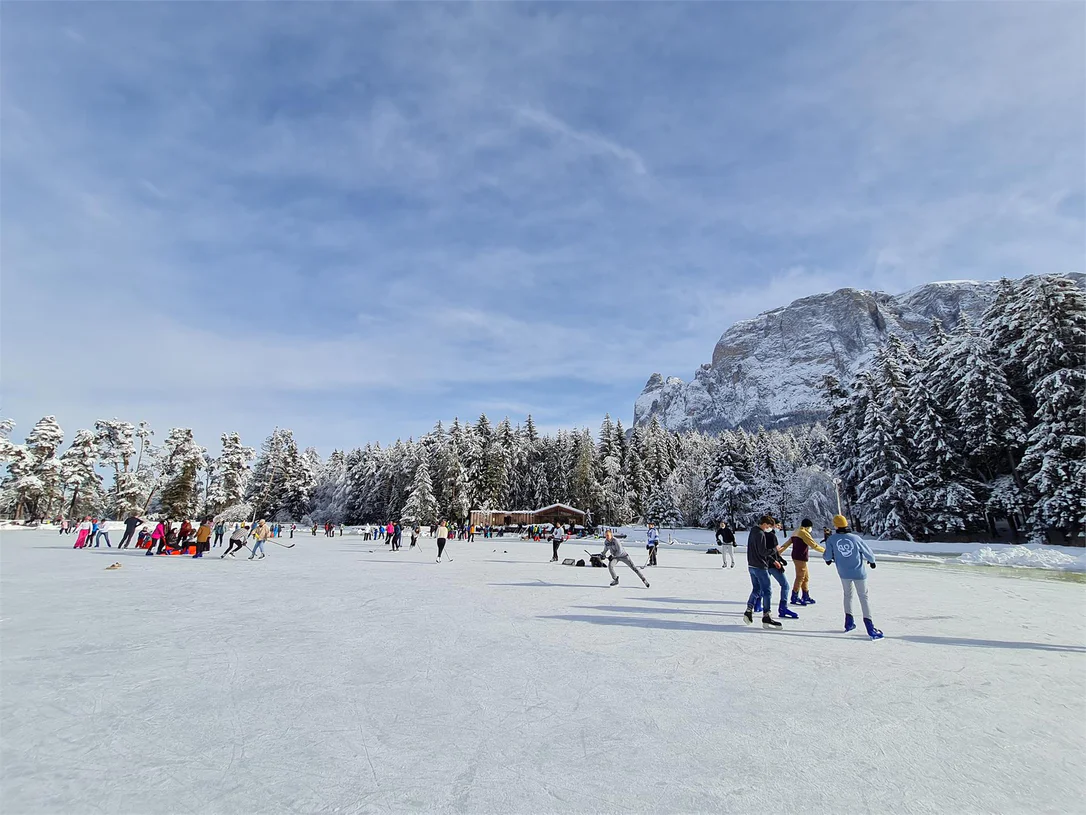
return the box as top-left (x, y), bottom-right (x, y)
top-left (779, 518), bottom-right (825, 605)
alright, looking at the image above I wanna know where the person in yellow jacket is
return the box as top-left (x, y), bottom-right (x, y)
top-left (249, 519), bottom-right (272, 560)
top-left (779, 518), bottom-right (825, 605)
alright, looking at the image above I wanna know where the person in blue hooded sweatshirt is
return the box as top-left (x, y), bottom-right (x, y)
top-left (823, 514), bottom-right (883, 639)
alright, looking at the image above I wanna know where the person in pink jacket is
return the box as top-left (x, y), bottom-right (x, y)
top-left (146, 521), bottom-right (165, 557)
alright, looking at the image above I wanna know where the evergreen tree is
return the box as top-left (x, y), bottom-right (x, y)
top-left (1019, 368), bottom-right (1086, 541)
top-left (152, 428), bottom-right (205, 517)
top-left (401, 455), bottom-right (439, 526)
top-left (59, 429), bottom-right (104, 517)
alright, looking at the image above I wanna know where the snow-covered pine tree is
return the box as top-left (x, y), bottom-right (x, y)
top-left (94, 419), bottom-right (154, 517)
top-left (216, 432), bottom-right (254, 512)
top-left (401, 455), bottom-right (439, 526)
top-left (1006, 274), bottom-right (1086, 388)
top-left (1018, 367), bottom-right (1086, 542)
top-left (59, 429), bottom-right (104, 517)
top-left (952, 329), bottom-right (1027, 479)
top-left (907, 363), bottom-right (983, 537)
top-left (644, 473), bottom-right (683, 527)
top-left (154, 428), bottom-right (205, 518)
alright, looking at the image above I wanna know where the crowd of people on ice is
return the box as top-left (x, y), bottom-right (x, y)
top-left (58, 507), bottom-right (883, 639)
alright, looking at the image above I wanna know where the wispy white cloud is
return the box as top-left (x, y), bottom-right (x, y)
top-left (1, 2), bottom-right (1082, 451)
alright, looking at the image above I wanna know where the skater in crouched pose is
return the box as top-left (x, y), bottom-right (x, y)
top-left (221, 524), bottom-right (250, 558)
top-left (823, 515), bottom-right (883, 639)
top-left (743, 515), bottom-right (782, 629)
top-left (594, 530), bottom-right (649, 588)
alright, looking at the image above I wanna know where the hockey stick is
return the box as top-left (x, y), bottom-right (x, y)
top-left (268, 540), bottom-right (295, 548)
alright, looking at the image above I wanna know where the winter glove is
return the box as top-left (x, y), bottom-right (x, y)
top-left (868, 562), bottom-right (876, 569)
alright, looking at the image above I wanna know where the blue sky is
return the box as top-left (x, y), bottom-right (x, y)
top-left (2, 2), bottom-right (1083, 454)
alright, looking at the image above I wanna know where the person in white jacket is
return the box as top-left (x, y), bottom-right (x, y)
top-left (594, 530), bottom-right (649, 588)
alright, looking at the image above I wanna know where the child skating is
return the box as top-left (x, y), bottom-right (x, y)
top-left (594, 530), bottom-right (649, 588)
top-left (823, 515), bottom-right (883, 639)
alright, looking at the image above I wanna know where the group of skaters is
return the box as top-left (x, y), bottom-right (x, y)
top-left (738, 513), bottom-right (883, 639)
top-left (63, 513), bottom-right (280, 561)
top-left (314, 522), bottom-right (343, 537)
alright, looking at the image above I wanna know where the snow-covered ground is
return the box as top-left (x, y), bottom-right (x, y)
top-left (2, 530), bottom-right (1084, 814)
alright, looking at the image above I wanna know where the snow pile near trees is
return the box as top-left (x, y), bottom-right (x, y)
top-left (959, 546), bottom-right (1086, 572)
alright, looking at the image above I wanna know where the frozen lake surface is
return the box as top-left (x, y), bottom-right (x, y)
top-left (2, 530), bottom-right (1084, 814)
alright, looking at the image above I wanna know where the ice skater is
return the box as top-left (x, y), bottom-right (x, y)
top-left (645, 523), bottom-right (660, 567)
top-left (213, 519), bottom-right (225, 548)
top-left (550, 523), bottom-right (565, 561)
top-left (779, 519), bottom-right (824, 605)
top-left (194, 519), bottom-right (212, 558)
top-left (249, 519), bottom-right (271, 559)
top-left (94, 520), bottom-right (112, 548)
top-left (823, 515), bottom-right (883, 639)
top-left (221, 524), bottom-right (250, 558)
top-left (594, 530), bottom-right (650, 588)
top-left (118, 514), bottom-right (143, 548)
top-left (766, 523), bottom-right (799, 619)
top-left (743, 515), bottom-right (783, 629)
top-left (436, 520), bottom-right (451, 562)
top-left (716, 521), bottom-right (736, 567)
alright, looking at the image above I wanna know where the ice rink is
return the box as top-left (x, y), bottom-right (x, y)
top-left (2, 529), bottom-right (1084, 814)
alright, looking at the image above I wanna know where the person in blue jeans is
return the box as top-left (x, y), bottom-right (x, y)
top-left (764, 523), bottom-right (798, 619)
top-left (743, 515), bottom-right (782, 629)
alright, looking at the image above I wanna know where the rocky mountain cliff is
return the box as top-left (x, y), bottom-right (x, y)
top-left (633, 274), bottom-right (1085, 433)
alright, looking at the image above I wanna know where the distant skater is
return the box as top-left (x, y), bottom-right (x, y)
top-left (645, 522), bottom-right (660, 567)
top-left (213, 520), bottom-right (225, 548)
top-left (550, 523), bottom-right (565, 561)
top-left (824, 515), bottom-right (883, 639)
top-left (716, 521), bottom-right (736, 567)
top-left (594, 530), bottom-right (649, 588)
top-left (436, 521), bottom-right (451, 562)
top-left (410, 525), bottom-right (420, 548)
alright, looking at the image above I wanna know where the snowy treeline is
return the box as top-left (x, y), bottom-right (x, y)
top-left (0, 419), bottom-right (254, 522)
top-left (243, 414), bottom-right (838, 530)
top-left (0, 412), bottom-right (837, 531)
top-left (824, 274), bottom-right (1085, 543)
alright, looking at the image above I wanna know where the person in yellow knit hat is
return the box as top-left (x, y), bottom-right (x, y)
top-left (779, 518), bottom-right (825, 605)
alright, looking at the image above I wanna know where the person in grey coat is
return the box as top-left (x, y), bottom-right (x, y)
top-left (594, 530), bottom-right (650, 588)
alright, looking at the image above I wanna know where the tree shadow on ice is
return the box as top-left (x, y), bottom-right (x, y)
top-left (490, 581), bottom-right (607, 589)
top-left (572, 605), bottom-right (744, 617)
top-left (895, 634), bottom-right (1085, 654)
top-left (638, 596), bottom-right (744, 606)
top-left (540, 613), bottom-right (751, 633)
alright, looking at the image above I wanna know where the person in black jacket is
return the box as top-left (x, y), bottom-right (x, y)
top-left (743, 516), bottom-right (782, 629)
top-left (716, 521), bottom-right (736, 568)
top-left (118, 515), bottom-right (142, 549)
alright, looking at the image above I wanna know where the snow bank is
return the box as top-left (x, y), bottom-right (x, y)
top-left (959, 546), bottom-right (1086, 572)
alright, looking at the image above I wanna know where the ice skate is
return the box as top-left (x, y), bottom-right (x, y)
top-left (762, 614), bottom-right (782, 630)
top-left (864, 618), bottom-right (884, 640)
top-left (743, 608), bottom-right (754, 625)
top-left (802, 591), bottom-right (815, 605)
top-left (844, 613), bottom-right (856, 632)
top-left (778, 602), bottom-right (799, 619)
top-left (790, 590), bottom-right (801, 605)
top-left (610, 577), bottom-right (619, 586)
